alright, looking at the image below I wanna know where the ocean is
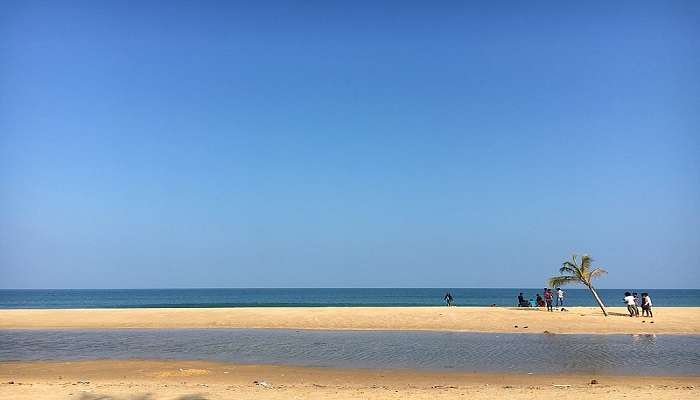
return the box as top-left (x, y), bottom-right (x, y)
top-left (0, 288), bottom-right (698, 309)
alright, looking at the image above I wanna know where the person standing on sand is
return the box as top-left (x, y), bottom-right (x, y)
top-left (544, 288), bottom-right (553, 312)
top-left (443, 291), bottom-right (454, 307)
top-left (624, 292), bottom-right (637, 317)
top-left (642, 292), bottom-right (653, 317)
top-left (633, 292), bottom-right (641, 317)
top-left (556, 288), bottom-right (565, 308)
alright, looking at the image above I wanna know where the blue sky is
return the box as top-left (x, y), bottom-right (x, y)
top-left (1, 1), bottom-right (698, 289)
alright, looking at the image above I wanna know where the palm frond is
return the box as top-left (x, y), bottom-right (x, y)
top-left (561, 258), bottom-right (582, 275)
top-left (548, 275), bottom-right (580, 288)
top-left (559, 266), bottom-right (577, 275)
top-left (580, 254), bottom-right (592, 273)
top-left (589, 267), bottom-right (608, 280)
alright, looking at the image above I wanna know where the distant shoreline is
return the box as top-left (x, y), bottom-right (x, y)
top-left (3, 304), bottom-right (700, 310)
top-left (1, 306), bottom-right (698, 335)
top-left (2, 288), bottom-right (698, 309)
top-left (3, 303), bottom-right (700, 310)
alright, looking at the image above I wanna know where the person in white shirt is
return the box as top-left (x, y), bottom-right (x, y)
top-left (641, 292), bottom-right (653, 317)
top-left (623, 291), bottom-right (637, 317)
top-left (556, 288), bottom-right (565, 308)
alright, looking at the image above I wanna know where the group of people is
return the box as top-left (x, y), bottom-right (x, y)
top-left (518, 288), bottom-right (565, 311)
top-left (624, 291), bottom-right (653, 317)
top-left (443, 290), bottom-right (655, 317)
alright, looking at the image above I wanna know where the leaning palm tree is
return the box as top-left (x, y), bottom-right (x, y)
top-left (549, 254), bottom-right (609, 316)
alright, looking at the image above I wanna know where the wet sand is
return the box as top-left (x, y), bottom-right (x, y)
top-left (0, 306), bottom-right (698, 334)
top-left (0, 360), bottom-right (697, 400)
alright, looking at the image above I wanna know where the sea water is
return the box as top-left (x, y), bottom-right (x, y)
top-left (1, 288), bottom-right (698, 309)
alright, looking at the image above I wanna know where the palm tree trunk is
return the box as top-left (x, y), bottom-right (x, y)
top-left (588, 285), bottom-right (608, 316)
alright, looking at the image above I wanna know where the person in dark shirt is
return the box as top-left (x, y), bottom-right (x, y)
top-left (517, 292), bottom-right (528, 307)
top-left (632, 292), bottom-right (641, 317)
top-left (443, 291), bottom-right (454, 307)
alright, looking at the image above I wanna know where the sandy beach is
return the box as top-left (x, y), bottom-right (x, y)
top-left (0, 359), bottom-right (697, 400)
top-left (1, 308), bottom-right (698, 398)
top-left (1, 306), bottom-right (698, 334)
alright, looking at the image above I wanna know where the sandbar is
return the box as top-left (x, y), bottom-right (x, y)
top-left (0, 306), bottom-right (698, 334)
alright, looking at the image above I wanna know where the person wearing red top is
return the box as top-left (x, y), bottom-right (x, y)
top-left (536, 293), bottom-right (545, 307)
top-left (543, 288), bottom-right (553, 312)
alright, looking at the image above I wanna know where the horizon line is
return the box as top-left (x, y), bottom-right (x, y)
top-left (1, 287), bottom-right (697, 291)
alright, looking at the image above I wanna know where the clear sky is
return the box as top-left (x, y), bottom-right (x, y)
top-left (1, 1), bottom-right (698, 289)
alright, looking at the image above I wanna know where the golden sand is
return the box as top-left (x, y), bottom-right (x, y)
top-left (1, 306), bottom-right (698, 334)
top-left (0, 360), bottom-right (697, 400)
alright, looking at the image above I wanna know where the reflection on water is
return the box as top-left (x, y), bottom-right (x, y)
top-left (631, 334), bottom-right (658, 348)
top-left (1, 329), bottom-right (698, 375)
